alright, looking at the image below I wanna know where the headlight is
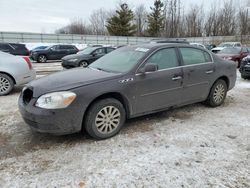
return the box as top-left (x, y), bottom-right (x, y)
top-left (35, 91), bottom-right (76, 109)
top-left (68, 59), bottom-right (78, 62)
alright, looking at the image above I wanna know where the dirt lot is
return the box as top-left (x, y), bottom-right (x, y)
top-left (0, 72), bottom-right (249, 188)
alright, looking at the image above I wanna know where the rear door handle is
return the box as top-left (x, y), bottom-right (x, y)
top-left (172, 76), bottom-right (182, 81)
top-left (206, 70), bottom-right (214, 74)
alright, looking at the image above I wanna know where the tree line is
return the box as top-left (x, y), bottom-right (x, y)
top-left (56, 0), bottom-right (250, 38)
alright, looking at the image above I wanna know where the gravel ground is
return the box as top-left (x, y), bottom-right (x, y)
top-left (0, 73), bottom-right (249, 188)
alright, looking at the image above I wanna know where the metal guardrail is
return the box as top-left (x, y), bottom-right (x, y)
top-left (1, 31), bottom-right (250, 45)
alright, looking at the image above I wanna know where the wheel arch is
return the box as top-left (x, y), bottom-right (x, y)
top-left (0, 71), bottom-right (16, 84)
top-left (216, 76), bottom-right (229, 89)
top-left (82, 92), bottom-right (131, 128)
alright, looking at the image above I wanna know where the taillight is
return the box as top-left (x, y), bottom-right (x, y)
top-left (23, 56), bottom-right (32, 70)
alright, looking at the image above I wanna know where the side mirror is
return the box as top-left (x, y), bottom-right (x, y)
top-left (138, 63), bottom-right (158, 74)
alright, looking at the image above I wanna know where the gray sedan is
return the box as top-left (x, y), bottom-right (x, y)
top-left (0, 51), bottom-right (36, 95)
top-left (19, 44), bottom-right (236, 139)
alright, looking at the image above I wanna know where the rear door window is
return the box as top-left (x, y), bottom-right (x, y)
top-left (144, 48), bottom-right (179, 70)
top-left (179, 48), bottom-right (212, 66)
top-left (0, 44), bottom-right (11, 51)
top-left (106, 48), bottom-right (115, 53)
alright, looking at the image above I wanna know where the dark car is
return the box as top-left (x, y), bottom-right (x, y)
top-left (30, 45), bottom-right (78, 63)
top-left (150, 38), bottom-right (190, 44)
top-left (62, 47), bottom-right (115, 69)
top-left (19, 44), bottom-right (236, 140)
top-left (239, 55), bottom-right (250, 79)
top-left (0, 43), bottom-right (29, 56)
top-left (217, 47), bottom-right (249, 67)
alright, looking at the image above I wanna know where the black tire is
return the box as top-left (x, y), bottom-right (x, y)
top-left (37, 55), bottom-right (47, 63)
top-left (241, 74), bottom-right (248, 79)
top-left (237, 60), bottom-right (241, 68)
top-left (206, 79), bottom-right (227, 107)
top-left (0, 73), bottom-right (14, 96)
top-left (84, 98), bottom-right (126, 140)
top-left (79, 61), bottom-right (88, 67)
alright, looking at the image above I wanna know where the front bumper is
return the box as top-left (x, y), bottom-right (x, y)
top-left (61, 59), bottom-right (80, 69)
top-left (240, 65), bottom-right (250, 77)
top-left (18, 90), bottom-right (83, 135)
top-left (30, 53), bottom-right (39, 61)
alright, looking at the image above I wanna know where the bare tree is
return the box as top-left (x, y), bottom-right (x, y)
top-left (135, 4), bottom-right (148, 36)
top-left (56, 18), bottom-right (92, 35)
top-left (185, 5), bottom-right (204, 37)
top-left (238, 9), bottom-right (249, 35)
top-left (89, 8), bottom-right (108, 35)
top-left (163, 0), bottom-right (184, 37)
top-left (219, 0), bottom-right (236, 36)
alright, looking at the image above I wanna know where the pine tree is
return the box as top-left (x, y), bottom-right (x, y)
top-left (106, 3), bottom-right (136, 36)
top-left (147, 0), bottom-right (165, 37)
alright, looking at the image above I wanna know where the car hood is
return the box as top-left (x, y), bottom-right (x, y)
top-left (62, 54), bottom-right (91, 60)
top-left (28, 67), bottom-right (122, 97)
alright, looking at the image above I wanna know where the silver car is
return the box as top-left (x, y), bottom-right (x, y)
top-left (0, 51), bottom-right (36, 95)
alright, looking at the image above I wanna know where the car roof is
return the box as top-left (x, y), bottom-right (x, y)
top-left (131, 43), bottom-right (192, 50)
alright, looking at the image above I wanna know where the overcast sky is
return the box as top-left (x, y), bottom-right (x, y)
top-left (0, 0), bottom-right (245, 33)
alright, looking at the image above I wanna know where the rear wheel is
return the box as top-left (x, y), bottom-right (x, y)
top-left (79, 61), bottom-right (88, 67)
top-left (206, 79), bottom-right (227, 107)
top-left (84, 98), bottom-right (126, 139)
top-left (0, 73), bottom-right (14, 96)
top-left (37, 55), bottom-right (47, 63)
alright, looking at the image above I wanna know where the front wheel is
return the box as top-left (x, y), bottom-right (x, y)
top-left (241, 74), bottom-right (248, 80)
top-left (206, 79), bottom-right (227, 107)
top-left (79, 61), bottom-right (88, 67)
top-left (37, 55), bottom-right (47, 63)
top-left (84, 98), bottom-right (126, 139)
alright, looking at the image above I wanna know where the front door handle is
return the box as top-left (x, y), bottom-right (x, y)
top-left (206, 70), bottom-right (214, 74)
top-left (172, 76), bottom-right (182, 81)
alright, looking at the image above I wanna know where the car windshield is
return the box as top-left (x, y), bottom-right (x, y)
top-left (218, 43), bottom-right (234, 47)
top-left (89, 46), bottom-right (148, 73)
top-left (77, 47), bottom-right (96, 55)
top-left (45, 46), bottom-right (54, 50)
top-left (218, 48), bottom-right (241, 54)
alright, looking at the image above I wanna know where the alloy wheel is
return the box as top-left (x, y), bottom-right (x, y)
top-left (95, 106), bottom-right (121, 134)
top-left (39, 55), bottom-right (46, 63)
top-left (0, 76), bottom-right (11, 94)
top-left (213, 83), bottom-right (225, 104)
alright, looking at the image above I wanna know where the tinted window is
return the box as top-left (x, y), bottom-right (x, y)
top-left (66, 45), bottom-right (76, 50)
top-left (107, 48), bottom-right (115, 53)
top-left (0, 44), bottom-right (11, 50)
top-left (59, 45), bottom-right (70, 50)
top-left (50, 45), bottom-right (59, 50)
top-left (9, 44), bottom-right (25, 50)
top-left (94, 48), bottom-right (105, 55)
top-left (145, 48), bottom-right (179, 70)
top-left (235, 43), bottom-right (241, 47)
top-left (180, 48), bottom-right (211, 65)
